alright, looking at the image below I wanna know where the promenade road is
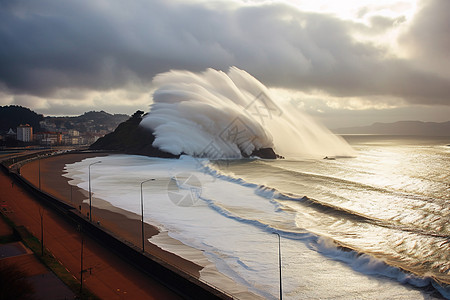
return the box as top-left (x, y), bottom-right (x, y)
top-left (1, 165), bottom-right (181, 299)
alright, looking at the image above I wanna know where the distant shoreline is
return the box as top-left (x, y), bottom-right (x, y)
top-left (333, 120), bottom-right (450, 136)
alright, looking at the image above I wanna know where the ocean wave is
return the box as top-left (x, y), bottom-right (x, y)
top-left (198, 160), bottom-right (450, 298)
top-left (202, 161), bottom-right (384, 223)
top-left (65, 154), bottom-right (449, 298)
top-left (199, 189), bottom-right (448, 298)
top-left (140, 67), bottom-right (355, 159)
top-left (313, 237), bottom-right (438, 288)
top-left (203, 160), bottom-right (449, 239)
top-left (263, 160), bottom-right (450, 208)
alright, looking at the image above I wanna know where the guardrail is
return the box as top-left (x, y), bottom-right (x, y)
top-left (1, 152), bottom-right (235, 300)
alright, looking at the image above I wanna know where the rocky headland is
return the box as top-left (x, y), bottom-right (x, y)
top-left (90, 111), bottom-right (280, 159)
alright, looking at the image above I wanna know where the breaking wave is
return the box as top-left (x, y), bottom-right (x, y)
top-left (140, 67), bottom-right (355, 159)
top-left (199, 161), bottom-right (450, 298)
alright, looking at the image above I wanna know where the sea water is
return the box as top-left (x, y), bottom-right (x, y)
top-left (63, 135), bottom-right (449, 299)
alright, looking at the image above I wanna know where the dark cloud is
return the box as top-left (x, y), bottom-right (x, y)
top-left (0, 0), bottom-right (449, 106)
top-left (400, 0), bottom-right (450, 77)
top-left (402, 0), bottom-right (450, 57)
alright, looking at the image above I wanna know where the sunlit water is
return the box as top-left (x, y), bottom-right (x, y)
top-left (64, 135), bottom-right (449, 299)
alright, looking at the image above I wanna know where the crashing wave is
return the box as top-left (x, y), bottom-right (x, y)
top-left (140, 67), bottom-right (355, 159)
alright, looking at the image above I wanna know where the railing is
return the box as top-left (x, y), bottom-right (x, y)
top-left (1, 151), bottom-right (236, 300)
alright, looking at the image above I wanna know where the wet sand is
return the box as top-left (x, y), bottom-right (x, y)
top-left (20, 152), bottom-right (203, 278)
top-left (18, 152), bottom-right (262, 299)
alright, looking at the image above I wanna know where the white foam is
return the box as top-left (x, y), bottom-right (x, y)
top-left (63, 154), bottom-right (434, 299)
top-left (140, 67), bottom-right (355, 159)
top-left (314, 237), bottom-right (432, 287)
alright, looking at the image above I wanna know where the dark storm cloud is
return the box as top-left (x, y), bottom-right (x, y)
top-left (400, 0), bottom-right (450, 71)
top-left (0, 0), bottom-right (237, 95)
top-left (0, 0), bottom-right (449, 105)
top-left (403, 0), bottom-right (450, 57)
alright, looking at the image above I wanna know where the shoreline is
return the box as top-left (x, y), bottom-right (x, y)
top-left (20, 152), bottom-right (203, 277)
top-left (20, 152), bottom-right (261, 299)
top-left (1, 151), bottom-right (183, 299)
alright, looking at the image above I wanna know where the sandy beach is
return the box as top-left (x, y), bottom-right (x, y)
top-left (1, 153), bottom-right (183, 299)
top-left (17, 152), bottom-right (261, 299)
top-left (20, 152), bottom-right (204, 276)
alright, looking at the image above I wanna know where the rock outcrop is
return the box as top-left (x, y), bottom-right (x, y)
top-left (90, 111), bottom-right (281, 159)
top-left (90, 111), bottom-right (178, 158)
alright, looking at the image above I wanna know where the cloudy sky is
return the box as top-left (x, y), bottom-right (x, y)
top-left (1, 0), bottom-right (449, 128)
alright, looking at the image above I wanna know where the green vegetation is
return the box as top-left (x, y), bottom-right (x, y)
top-left (0, 105), bottom-right (44, 132)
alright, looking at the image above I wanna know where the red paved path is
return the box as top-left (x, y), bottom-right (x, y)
top-left (0, 168), bottom-right (181, 299)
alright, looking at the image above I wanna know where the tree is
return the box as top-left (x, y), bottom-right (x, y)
top-left (0, 105), bottom-right (43, 132)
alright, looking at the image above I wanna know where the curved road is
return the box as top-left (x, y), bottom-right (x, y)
top-left (0, 167), bottom-right (182, 299)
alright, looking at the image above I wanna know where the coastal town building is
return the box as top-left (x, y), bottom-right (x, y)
top-left (34, 132), bottom-right (63, 145)
top-left (1, 108), bottom-right (129, 147)
top-left (16, 124), bottom-right (33, 142)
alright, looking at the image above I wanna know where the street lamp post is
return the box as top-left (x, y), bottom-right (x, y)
top-left (78, 225), bottom-right (84, 296)
top-left (38, 155), bottom-right (41, 190)
top-left (140, 178), bottom-right (155, 253)
top-left (88, 161), bottom-right (102, 222)
top-left (39, 207), bottom-right (44, 256)
top-left (274, 232), bottom-right (282, 300)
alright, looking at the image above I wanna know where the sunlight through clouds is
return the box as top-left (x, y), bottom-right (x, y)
top-left (0, 0), bottom-right (448, 126)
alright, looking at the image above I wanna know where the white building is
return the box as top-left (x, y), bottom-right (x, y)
top-left (17, 124), bottom-right (33, 142)
top-left (68, 129), bottom-right (80, 136)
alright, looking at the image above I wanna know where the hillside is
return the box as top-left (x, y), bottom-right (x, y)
top-left (42, 111), bottom-right (129, 133)
top-left (89, 111), bottom-right (178, 158)
top-left (334, 121), bottom-right (450, 136)
top-left (0, 105), bottom-right (129, 135)
top-left (0, 105), bottom-right (44, 132)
